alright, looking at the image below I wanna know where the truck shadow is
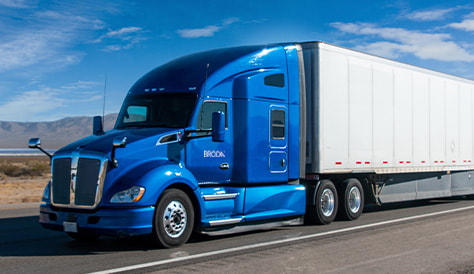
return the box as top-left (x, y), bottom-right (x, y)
top-left (362, 197), bottom-right (468, 213)
top-left (0, 215), bottom-right (283, 257)
top-left (1, 197), bottom-right (471, 257)
top-left (0, 215), bottom-right (159, 257)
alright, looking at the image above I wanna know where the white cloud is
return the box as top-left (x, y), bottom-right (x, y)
top-left (331, 22), bottom-right (474, 62)
top-left (177, 17), bottom-right (240, 39)
top-left (222, 17), bottom-right (240, 26)
top-left (406, 8), bottom-right (455, 21)
top-left (357, 41), bottom-right (410, 59)
top-left (0, 10), bottom-right (105, 72)
top-left (60, 81), bottom-right (102, 91)
top-left (448, 19), bottom-right (474, 32)
top-left (0, 0), bottom-right (35, 8)
top-left (105, 27), bottom-right (142, 37)
top-left (0, 89), bottom-right (64, 121)
top-left (0, 81), bottom-right (104, 122)
top-left (0, 30), bottom-right (82, 72)
top-left (177, 25), bottom-right (221, 38)
top-left (35, 10), bottom-right (106, 30)
top-left (91, 27), bottom-right (147, 51)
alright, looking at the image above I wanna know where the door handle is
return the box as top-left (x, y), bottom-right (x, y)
top-left (219, 163), bottom-right (230, 170)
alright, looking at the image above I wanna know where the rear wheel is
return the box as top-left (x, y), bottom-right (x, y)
top-left (153, 189), bottom-right (194, 248)
top-left (306, 180), bottom-right (338, 225)
top-left (338, 178), bottom-right (364, 220)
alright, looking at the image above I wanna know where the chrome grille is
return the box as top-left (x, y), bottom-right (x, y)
top-left (52, 158), bottom-right (71, 205)
top-left (51, 153), bottom-right (107, 209)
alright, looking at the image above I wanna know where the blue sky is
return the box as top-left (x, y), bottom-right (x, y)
top-left (1, 0), bottom-right (474, 122)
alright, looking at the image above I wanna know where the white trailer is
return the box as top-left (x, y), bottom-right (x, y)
top-left (300, 42), bottom-right (474, 207)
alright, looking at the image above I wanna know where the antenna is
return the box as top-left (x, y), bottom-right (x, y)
top-left (102, 73), bottom-right (107, 125)
top-left (204, 63), bottom-right (209, 92)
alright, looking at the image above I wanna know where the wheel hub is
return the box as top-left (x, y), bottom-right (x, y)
top-left (348, 186), bottom-right (361, 213)
top-left (320, 188), bottom-right (335, 217)
top-left (162, 200), bottom-right (187, 238)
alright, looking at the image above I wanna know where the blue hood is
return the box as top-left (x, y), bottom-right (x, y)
top-left (55, 128), bottom-right (176, 156)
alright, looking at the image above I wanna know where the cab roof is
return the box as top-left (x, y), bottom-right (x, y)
top-left (128, 45), bottom-right (278, 95)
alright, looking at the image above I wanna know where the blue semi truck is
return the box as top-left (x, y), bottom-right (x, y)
top-left (31, 42), bottom-right (474, 247)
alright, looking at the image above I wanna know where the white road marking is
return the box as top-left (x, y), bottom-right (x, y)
top-left (89, 205), bottom-right (474, 274)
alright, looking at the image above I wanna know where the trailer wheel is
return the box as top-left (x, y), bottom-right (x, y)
top-left (153, 189), bottom-right (194, 248)
top-left (306, 180), bottom-right (338, 225)
top-left (338, 179), bottom-right (364, 221)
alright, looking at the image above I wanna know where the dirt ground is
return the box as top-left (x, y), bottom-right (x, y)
top-left (0, 156), bottom-right (50, 204)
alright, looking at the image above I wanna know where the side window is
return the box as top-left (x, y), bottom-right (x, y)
top-left (123, 105), bottom-right (147, 123)
top-left (271, 109), bottom-right (285, 139)
top-left (197, 101), bottom-right (227, 130)
top-left (264, 73), bottom-right (285, 88)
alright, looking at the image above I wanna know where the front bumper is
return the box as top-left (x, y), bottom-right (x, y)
top-left (39, 203), bottom-right (155, 237)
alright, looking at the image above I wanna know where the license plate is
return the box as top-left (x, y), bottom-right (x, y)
top-left (63, 222), bottom-right (78, 233)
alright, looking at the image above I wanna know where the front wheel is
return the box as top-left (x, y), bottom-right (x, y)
top-left (305, 180), bottom-right (338, 225)
top-left (153, 189), bottom-right (194, 248)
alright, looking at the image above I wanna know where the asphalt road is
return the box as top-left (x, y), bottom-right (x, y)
top-left (1, 198), bottom-right (474, 274)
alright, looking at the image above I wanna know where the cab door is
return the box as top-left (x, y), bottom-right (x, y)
top-left (186, 100), bottom-right (232, 183)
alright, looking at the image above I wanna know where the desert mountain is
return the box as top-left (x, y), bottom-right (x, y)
top-left (0, 114), bottom-right (118, 149)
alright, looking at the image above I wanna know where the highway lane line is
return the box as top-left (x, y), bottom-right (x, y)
top-left (89, 204), bottom-right (474, 274)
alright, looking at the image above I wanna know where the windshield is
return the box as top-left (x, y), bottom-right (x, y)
top-left (115, 93), bottom-right (198, 129)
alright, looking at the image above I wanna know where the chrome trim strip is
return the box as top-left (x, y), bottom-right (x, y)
top-left (155, 132), bottom-right (182, 146)
top-left (70, 150), bottom-right (80, 206)
top-left (203, 193), bottom-right (238, 201)
top-left (208, 217), bottom-right (243, 226)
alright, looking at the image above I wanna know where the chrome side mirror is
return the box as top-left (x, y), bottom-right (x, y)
top-left (111, 136), bottom-right (127, 168)
top-left (28, 138), bottom-right (41, 148)
top-left (28, 138), bottom-right (52, 160)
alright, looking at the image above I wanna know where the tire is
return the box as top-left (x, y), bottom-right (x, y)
top-left (305, 180), bottom-right (338, 225)
top-left (153, 189), bottom-right (194, 248)
top-left (67, 232), bottom-right (100, 241)
top-left (338, 178), bottom-right (364, 221)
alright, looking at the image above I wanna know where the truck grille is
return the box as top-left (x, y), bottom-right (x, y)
top-left (52, 154), bottom-right (107, 209)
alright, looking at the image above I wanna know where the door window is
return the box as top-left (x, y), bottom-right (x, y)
top-left (197, 101), bottom-right (227, 130)
top-left (271, 109), bottom-right (285, 139)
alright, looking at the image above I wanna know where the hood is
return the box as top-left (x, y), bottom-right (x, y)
top-left (55, 128), bottom-right (176, 156)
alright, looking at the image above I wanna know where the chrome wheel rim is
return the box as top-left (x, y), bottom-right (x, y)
top-left (162, 200), bottom-right (187, 238)
top-left (320, 188), bottom-right (335, 217)
top-left (348, 186), bottom-right (362, 213)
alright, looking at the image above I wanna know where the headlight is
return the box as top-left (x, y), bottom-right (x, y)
top-left (42, 181), bottom-right (51, 202)
top-left (110, 186), bottom-right (146, 203)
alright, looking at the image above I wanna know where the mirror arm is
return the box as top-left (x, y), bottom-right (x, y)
top-left (28, 138), bottom-right (52, 161)
top-left (38, 147), bottom-right (53, 160)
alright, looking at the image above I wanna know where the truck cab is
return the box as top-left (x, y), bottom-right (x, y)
top-left (36, 44), bottom-right (306, 247)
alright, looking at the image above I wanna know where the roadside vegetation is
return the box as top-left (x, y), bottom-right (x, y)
top-left (0, 160), bottom-right (50, 179)
top-left (0, 157), bottom-right (50, 204)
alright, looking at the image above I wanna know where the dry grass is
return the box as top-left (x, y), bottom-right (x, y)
top-left (0, 157), bottom-right (50, 204)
